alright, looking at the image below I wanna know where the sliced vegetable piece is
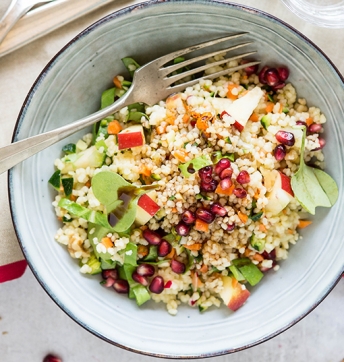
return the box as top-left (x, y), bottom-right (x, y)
top-left (238, 263), bottom-right (264, 286)
top-left (48, 170), bottom-right (61, 190)
top-left (61, 177), bottom-right (73, 197)
top-left (122, 57), bottom-right (141, 78)
top-left (179, 155), bottom-right (212, 178)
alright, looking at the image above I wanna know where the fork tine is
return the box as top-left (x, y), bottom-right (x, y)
top-left (155, 32), bottom-right (248, 67)
top-left (167, 61), bottom-right (261, 94)
top-left (164, 50), bottom-right (257, 87)
top-left (160, 42), bottom-right (253, 77)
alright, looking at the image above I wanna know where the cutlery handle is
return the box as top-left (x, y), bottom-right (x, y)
top-left (0, 90), bottom-right (135, 175)
top-left (0, 0), bottom-right (33, 45)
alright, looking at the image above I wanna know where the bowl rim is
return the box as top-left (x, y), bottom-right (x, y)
top-left (8, 0), bottom-right (344, 358)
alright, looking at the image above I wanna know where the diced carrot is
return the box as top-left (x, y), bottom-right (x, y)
top-left (265, 102), bottom-right (274, 113)
top-left (253, 253), bottom-right (264, 262)
top-left (244, 249), bottom-right (252, 257)
top-left (171, 207), bottom-right (178, 213)
top-left (287, 229), bottom-right (294, 234)
top-left (85, 180), bottom-right (91, 188)
top-left (242, 75), bottom-right (248, 80)
top-left (298, 219), bottom-right (312, 229)
top-left (196, 116), bottom-right (209, 131)
top-left (253, 189), bottom-right (260, 199)
top-left (238, 211), bottom-right (248, 224)
top-left (70, 194), bottom-right (77, 202)
top-left (249, 113), bottom-right (259, 122)
top-left (57, 216), bottom-right (62, 221)
top-left (139, 164), bottom-right (151, 177)
top-left (184, 243), bottom-right (202, 251)
top-left (259, 223), bottom-right (267, 232)
top-left (191, 271), bottom-right (204, 290)
top-left (227, 83), bottom-right (239, 100)
top-left (182, 114), bottom-right (190, 123)
top-left (107, 120), bottom-right (122, 135)
top-left (166, 115), bottom-right (176, 125)
top-left (113, 75), bottom-right (122, 89)
top-left (156, 124), bottom-right (167, 135)
top-left (215, 183), bottom-right (235, 196)
top-left (306, 117), bottom-right (313, 126)
top-left (137, 245), bottom-right (149, 257)
top-left (174, 149), bottom-right (188, 163)
top-left (195, 218), bottom-right (209, 232)
top-left (165, 247), bottom-right (176, 259)
top-left (101, 237), bottom-right (113, 248)
top-left (199, 263), bottom-right (208, 273)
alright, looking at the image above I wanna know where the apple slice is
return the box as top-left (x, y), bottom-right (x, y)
top-left (135, 191), bottom-right (160, 225)
top-left (220, 276), bottom-right (250, 311)
top-left (265, 170), bottom-right (294, 215)
top-left (214, 87), bottom-right (263, 132)
top-left (117, 125), bottom-right (145, 150)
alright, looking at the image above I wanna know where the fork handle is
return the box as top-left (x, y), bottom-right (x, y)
top-left (0, 89), bottom-right (135, 175)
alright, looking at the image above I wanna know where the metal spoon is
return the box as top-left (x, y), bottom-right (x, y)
top-left (0, 0), bottom-right (54, 45)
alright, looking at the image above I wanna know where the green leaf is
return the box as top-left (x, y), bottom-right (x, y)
top-left (132, 285), bottom-right (151, 306)
top-left (121, 57), bottom-right (141, 78)
top-left (124, 242), bottom-right (138, 266)
top-left (179, 155), bottom-right (212, 178)
top-left (291, 126), bottom-right (337, 215)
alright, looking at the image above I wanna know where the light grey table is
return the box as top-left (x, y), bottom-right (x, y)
top-left (0, 1), bottom-right (343, 361)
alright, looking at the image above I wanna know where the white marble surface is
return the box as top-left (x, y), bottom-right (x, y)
top-left (0, 0), bottom-right (343, 361)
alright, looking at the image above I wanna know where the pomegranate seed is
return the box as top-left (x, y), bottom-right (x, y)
top-left (277, 66), bottom-right (289, 81)
top-left (113, 279), bottom-right (129, 294)
top-left (175, 221), bottom-right (191, 236)
top-left (214, 158), bottom-right (231, 175)
top-left (210, 203), bottom-right (227, 217)
top-left (198, 165), bottom-right (212, 177)
top-left (233, 188), bottom-right (247, 198)
top-left (149, 276), bottom-right (165, 294)
top-left (102, 269), bottom-right (118, 280)
top-left (265, 68), bottom-right (280, 87)
top-left (200, 179), bottom-right (218, 192)
top-left (275, 130), bottom-right (295, 146)
top-left (241, 59), bottom-right (259, 76)
top-left (274, 144), bottom-right (287, 161)
top-left (262, 249), bottom-right (276, 260)
top-left (196, 208), bottom-right (215, 223)
top-left (296, 120), bottom-right (307, 126)
top-left (181, 210), bottom-right (196, 224)
top-left (190, 120), bottom-right (196, 127)
top-left (236, 170), bottom-right (250, 184)
top-left (142, 228), bottom-right (162, 245)
top-left (312, 137), bottom-right (326, 151)
top-left (132, 271), bottom-right (149, 286)
top-left (258, 66), bottom-right (269, 84)
top-left (271, 82), bottom-right (286, 91)
top-left (165, 280), bottom-right (172, 288)
top-left (227, 223), bottom-right (235, 232)
top-left (171, 259), bottom-right (186, 274)
top-left (308, 123), bottom-right (323, 133)
top-left (219, 167), bottom-right (233, 179)
top-left (43, 355), bottom-right (62, 362)
top-left (220, 110), bottom-right (230, 119)
top-left (219, 177), bottom-right (232, 190)
top-left (136, 263), bottom-right (155, 277)
top-left (102, 277), bottom-right (116, 288)
top-left (158, 239), bottom-right (172, 257)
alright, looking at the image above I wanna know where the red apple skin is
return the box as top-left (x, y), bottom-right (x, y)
top-left (279, 171), bottom-right (294, 197)
top-left (117, 132), bottom-right (144, 150)
top-left (138, 194), bottom-right (160, 216)
top-left (233, 121), bottom-right (244, 132)
top-left (227, 279), bottom-right (251, 311)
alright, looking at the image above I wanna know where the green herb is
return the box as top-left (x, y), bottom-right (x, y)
top-left (291, 126), bottom-right (338, 214)
top-left (123, 242), bottom-right (138, 266)
top-left (121, 57), bottom-right (141, 78)
top-left (225, 137), bottom-right (232, 144)
top-left (195, 193), bottom-right (211, 201)
top-left (62, 143), bottom-right (76, 155)
top-left (179, 155), bottom-right (212, 178)
top-left (169, 195), bottom-right (176, 201)
top-left (91, 171), bottom-right (158, 232)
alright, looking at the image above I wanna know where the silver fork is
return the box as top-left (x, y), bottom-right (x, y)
top-left (0, 32), bottom-right (260, 174)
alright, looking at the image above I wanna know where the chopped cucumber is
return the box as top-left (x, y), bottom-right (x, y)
top-left (239, 263), bottom-right (263, 286)
top-left (82, 253), bottom-right (101, 274)
top-left (229, 265), bottom-right (245, 281)
top-left (260, 115), bottom-right (271, 130)
top-left (48, 170), bottom-right (61, 191)
top-left (62, 143), bottom-right (76, 154)
top-left (61, 177), bottom-right (73, 197)
top-left (62, 145), bottom-right (106, 171)
top-left (250, 234), bottom-right (265, 252)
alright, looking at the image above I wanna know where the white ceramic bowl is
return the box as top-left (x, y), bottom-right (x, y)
top-left (9, 0), bottom-right (344, 358)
